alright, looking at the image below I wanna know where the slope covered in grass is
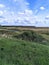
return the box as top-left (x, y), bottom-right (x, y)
top-left (0, 38), bottom-right (49, 65)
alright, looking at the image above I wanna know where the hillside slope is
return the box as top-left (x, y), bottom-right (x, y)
top-left (0, 38), bottom-right (49, 65)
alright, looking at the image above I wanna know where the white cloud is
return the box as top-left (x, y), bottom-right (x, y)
top-left (0, 9), bottom-right (47, 26)
top-left (45, 16), bottom-right (49, 20)
top-left (13, 0), bottom-right (29, 12)
top-left (0, 4), bottom-right (5, 8)
top-left (25, 2), bottom-right (29, 6)
top-left (40, 6), bottom-right (45, 10)
top-left (0, 11), bottom-right (3, 16)
top-left (0, 0), bottom-right (30, 25)
top-left (0, 8), bottom-right (37, 25)
top-left (0, 0), bottom-right (49, 27)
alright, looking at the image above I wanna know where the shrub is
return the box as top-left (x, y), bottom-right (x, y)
top-left (13, 31), bottom-right (46, 43)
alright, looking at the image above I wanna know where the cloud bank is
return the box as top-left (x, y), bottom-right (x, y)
top-left (0, 0), bottom-right (49, 27)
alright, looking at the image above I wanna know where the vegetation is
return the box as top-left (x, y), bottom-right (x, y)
top-left (0, 38), bottom-right (49, 65)
top-left (0, 26), bottom-right (49, 65)
top-left (13, 31), bottom-right (48, 45)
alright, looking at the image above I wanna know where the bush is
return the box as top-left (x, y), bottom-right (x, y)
top-left (13, 31), bottom-right (46, 43)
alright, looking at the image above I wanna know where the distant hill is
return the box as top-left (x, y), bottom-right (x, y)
top-left (0, 25), bottom-right (49, 28)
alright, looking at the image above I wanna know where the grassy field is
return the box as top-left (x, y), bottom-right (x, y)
top-left (0, 26), bottom-right (49, 34)
top-left (0, 26), bottom-right (49, 65)
top-left (0, 38), bottom-right (49, 65)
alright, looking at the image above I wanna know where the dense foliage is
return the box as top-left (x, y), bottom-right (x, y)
top-left (13, 31), bottom-right (47, 43)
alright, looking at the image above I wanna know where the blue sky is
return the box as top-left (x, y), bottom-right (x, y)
top-left (0, 0), bottom-right (49, 27)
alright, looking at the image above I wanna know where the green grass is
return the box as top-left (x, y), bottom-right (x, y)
top-left (0, 38), bottom-right (49, 65)
top-left (0, 27), bottom-right (49, 65)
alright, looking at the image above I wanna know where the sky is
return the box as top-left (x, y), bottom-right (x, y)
top-left (0, 0), bottom-right (49, 27)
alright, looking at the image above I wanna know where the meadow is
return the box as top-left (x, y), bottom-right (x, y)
top-left (0, 26), bottom-right (49, 65)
